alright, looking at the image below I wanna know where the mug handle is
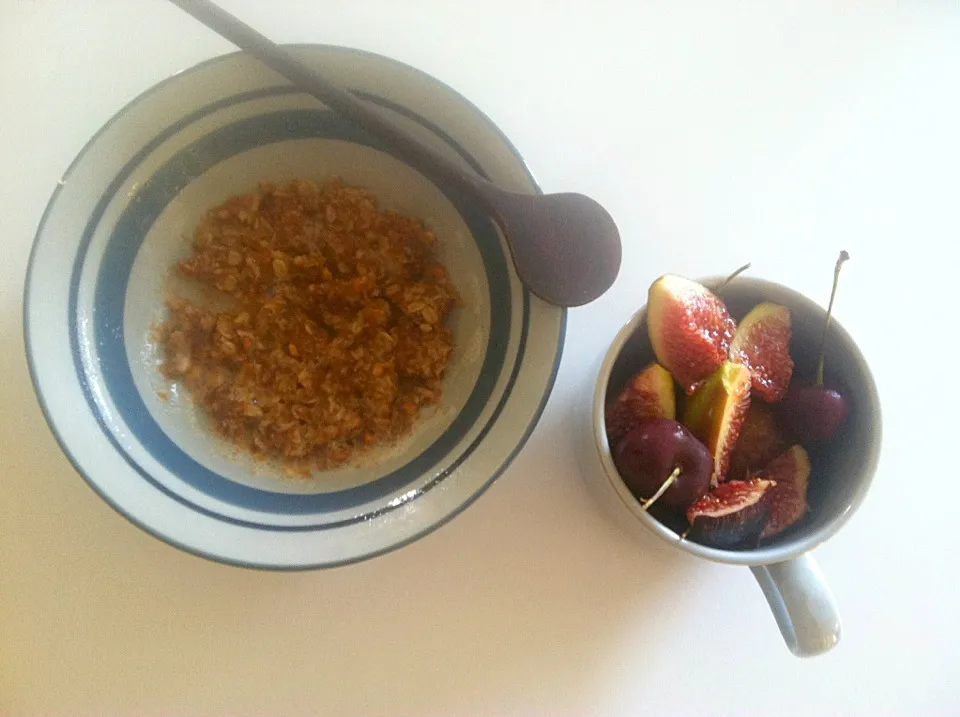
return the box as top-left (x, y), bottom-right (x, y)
top-left (750, 554), bottom-right (841, 657)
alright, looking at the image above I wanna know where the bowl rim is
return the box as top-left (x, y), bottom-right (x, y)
top-left (591, 275), bottom-right (882, 566)
top-left (22, 44), bottom-right (567, 570)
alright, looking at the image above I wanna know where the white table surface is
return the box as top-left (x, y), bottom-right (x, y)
top-left (2, 1), bottom-right (959, 715)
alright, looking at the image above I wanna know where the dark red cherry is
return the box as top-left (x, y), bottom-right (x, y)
top-left (614, 418), bottom-right (713, 513)
top-left (778, 384), bottom-right (848, 442)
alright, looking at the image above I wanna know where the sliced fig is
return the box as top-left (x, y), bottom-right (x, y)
top-left (759, 445), bottom-right (812, 540)
top-left (729, 302), bottom-right (794, 402)
top-left (647, 275), bottom-right (736, 393)
top-left (614, 418), bottom-right (712, 514)
top-left (727, 403), bottom-right (789, 482)
top-left (682, 361), bottom-right (752, 485)
top-left (685, 478), bottom-right (775, 549)
top-left (605, 362), bottom-right (676, 443)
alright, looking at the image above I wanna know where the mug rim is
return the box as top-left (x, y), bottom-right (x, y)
top-left (592, 275), bottom-right (882, 566)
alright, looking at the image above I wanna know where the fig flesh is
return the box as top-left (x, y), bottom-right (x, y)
top-left (729, 302), bottom-right (794, 402)
top-left (647, 275), bottom-right (736, 394)
top-left (683, 361), bottom-right (752, 485)
top-left (686, 478), bottom-right (775, 549)
top-left (606, 362), bottom-right (676, 443)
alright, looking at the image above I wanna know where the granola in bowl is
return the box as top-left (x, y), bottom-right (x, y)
top-left (157, 178), bottom-right (460, 472)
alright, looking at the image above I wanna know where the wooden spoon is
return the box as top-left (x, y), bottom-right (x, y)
top-left (168, 0), bottom-right (621, 307)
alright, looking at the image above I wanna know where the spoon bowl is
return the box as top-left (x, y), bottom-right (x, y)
top-left (493, 191), bottom-right (621, 306)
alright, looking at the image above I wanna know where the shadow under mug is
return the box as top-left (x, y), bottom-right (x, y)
top-left (589, 277), bottom-right (882, 657)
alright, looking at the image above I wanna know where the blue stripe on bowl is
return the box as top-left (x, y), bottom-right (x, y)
top-left (91, 107), bottom-right (512, 514)
top-left (67, 87), bottom-right (531, 530)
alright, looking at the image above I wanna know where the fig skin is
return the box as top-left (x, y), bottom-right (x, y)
top-left (759, 445), bottom-right (812, 540)
top-left (685, 478), bottom-right (775, 549)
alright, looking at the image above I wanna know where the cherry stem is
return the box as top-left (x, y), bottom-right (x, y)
top-left (715, 262), bottom-right (752, 292)
top-left (641, 466), bottom-right (682, 511)
top-left (815, 250), bottom-right (850, 387)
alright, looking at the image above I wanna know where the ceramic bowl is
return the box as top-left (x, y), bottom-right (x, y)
top-left (24, 46), bottom-right (565, 569)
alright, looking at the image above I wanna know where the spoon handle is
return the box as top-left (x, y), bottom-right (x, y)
top-left (168, 0), bottom-right (489, 200)
top-left (168, 0), bottom-right (622, 307)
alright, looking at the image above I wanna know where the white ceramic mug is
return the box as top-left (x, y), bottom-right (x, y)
top-left (586, 277), bottom-right (882, 657)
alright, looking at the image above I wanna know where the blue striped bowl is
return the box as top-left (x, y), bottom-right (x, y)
top-left (24, 46), bottom-right (565, 569)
